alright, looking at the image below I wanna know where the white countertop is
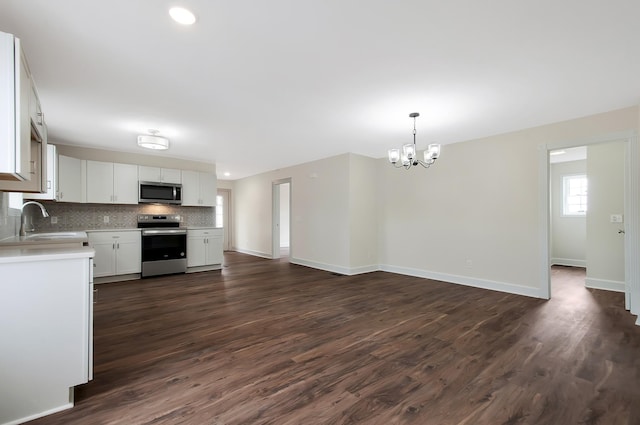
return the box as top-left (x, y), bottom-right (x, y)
top-left (0, 246), bottom-right (95, 264)
top-left (187, 226), bottom-right (223, 230)
top-left (0, 231), bottom-right (89, 247)
top-left (85, 228), bottom-right (141, 233)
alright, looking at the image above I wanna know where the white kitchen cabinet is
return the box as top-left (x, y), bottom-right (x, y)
top-left (138, 166), bottom-right (181, 184)
top-left (0, 137), bottom-right (47, 193)
top-left (58, 154), bottom-right (86, 203)
top-left (0, 31), bottom-right (31, 182)
top-left (88, 231), bottom-right (141, 278)
top-left (86, 160), bottom-right (138, 204)
top-left (0, 248), bottom-right (94, 425)
top-left (187, 228), bottom-right (223, 271)
top-left (182, 170), bottom-right (217, 206)
top-left (26, 144), bottom-right (57, 200)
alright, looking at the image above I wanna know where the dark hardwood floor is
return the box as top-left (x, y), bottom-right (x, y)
top-left (27, 255), bottom-right (640, 425)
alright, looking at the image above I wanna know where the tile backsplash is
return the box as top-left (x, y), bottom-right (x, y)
top-left (27, 201), bottom-right (215, 232)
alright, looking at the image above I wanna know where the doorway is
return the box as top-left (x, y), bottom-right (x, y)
top-left (549, 143), bottom-right (625, 297)
top-left (541, 131), bottom-right (639, 322)
top-left (272, 178), bottom-right (291, 260)
top-left (216, 189), bottom-right (231, 251)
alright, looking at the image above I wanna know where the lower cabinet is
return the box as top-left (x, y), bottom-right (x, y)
top-left (0, 250), bottom-right (93, 425)
top-left (187, 228), bottom-right (223, 271)
top-left (87, 230), bottom-right (141, 278)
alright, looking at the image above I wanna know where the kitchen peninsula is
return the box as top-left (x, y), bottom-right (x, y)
top-left (0, 241), bottom-right (94, 425)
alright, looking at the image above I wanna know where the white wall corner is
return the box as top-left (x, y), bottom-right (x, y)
top-left (234, 248), bottom-right (273, 260)
top-left (585, 278), bottom-right (626, 293)
top-left (379, 264), bottom-right (546, 299)
top-left (289, 257), bottom-right (377, 276)
top-left (550, 258), bottom-right (587, 268)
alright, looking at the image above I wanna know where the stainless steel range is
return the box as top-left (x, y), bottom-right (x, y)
top-left (138, 215), bottom-right (187, 277)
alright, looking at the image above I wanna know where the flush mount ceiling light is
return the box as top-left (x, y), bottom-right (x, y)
top-left (387, 112), bottom-right (441, 169)
top-left (169, 7), bottom-right (196, 25)
top-left (137, 130), bottom-right (169, 150)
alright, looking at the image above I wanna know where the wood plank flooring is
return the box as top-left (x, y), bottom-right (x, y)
top-left (27, 254), bottom-right (640, 425)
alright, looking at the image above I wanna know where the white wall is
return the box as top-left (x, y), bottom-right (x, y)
top-left (230, 106), bottom-right (638, 298)
top-left (233, 154), bottom-right (352, 267)
top-left (586, 141), bottom-right (625, 291)
top-left (55, 143), bottom-right (215, 173)
top-left (377, 106), bottom-right (637, 297)
top-left (348, 154), bottom-right (378, 271)
top-left (550, 160), bottom-right (586, 267)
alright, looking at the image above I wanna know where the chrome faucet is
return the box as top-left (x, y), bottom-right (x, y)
top-left (19, 201), bottom-right (50, 236)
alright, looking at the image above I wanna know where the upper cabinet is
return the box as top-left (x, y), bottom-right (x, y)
top-left (0, 31), bottom-right (48, 192)
top-left (138, 166), bottom-right (181, 184)
top-left (58, 154), bottom-right (86, 203)
top-left (182, 170), bottom-right (217, 207)
top-left (86, 160), bottom-right (138, 204)
top-left (26, 144), bottom-right (56, 200)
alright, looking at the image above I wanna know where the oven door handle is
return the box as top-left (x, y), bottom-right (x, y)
top-left (142, 229), bottom-right (187, 236)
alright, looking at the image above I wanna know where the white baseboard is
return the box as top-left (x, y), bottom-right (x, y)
top-left (233, 252), bottom-right (545, 298)
top-left (290, 257), bottom-right (378, 276)
top-left (585, 277), bottom-right (626, 293)
top-left (4, 402), bottom-right (73, 425)
top-left (234, 248), bottom-right (273, 259)
top-left (550, 258), bottom-right (586, 268)
top-left (379, 264), bottom-right (545, 299)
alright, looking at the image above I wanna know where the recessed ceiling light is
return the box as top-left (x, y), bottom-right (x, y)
top-left (550, 150), bottom-right (566, 156)
top-left (223, 172), bottom-right (231, 177)
top-left (169, 7), bottom-right (196, 25)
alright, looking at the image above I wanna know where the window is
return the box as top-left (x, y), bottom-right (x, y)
top-left (563, 175), bottom-right (587, 216)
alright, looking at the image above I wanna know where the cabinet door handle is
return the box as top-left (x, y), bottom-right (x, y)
top-left (112, 243), bottom-right (115, 249)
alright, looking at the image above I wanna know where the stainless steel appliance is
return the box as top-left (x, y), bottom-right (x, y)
top-left (139, 181), bottom-right (182, 204)
top-left (138, 215), bottom-right (187, 277)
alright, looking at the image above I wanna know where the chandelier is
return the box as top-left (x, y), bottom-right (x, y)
top-left (387, 112), bottom-right (441, 169)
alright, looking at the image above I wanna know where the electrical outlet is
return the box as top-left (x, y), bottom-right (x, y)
top-left (50, 216), bottom-right (58, 224)
top-left (103, 216), bottom-right (110, 224)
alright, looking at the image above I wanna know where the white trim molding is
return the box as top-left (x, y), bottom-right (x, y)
top-left (550, 258), bottom-right (587, 268)
top-left (234, 248), bottom-right (273, 259)
top-left (585, 278), bottom-right (626, 293)
top-left (540, 130), bottom-right (640, 326)
top-left (379, 264), bottom-right (545, 299)
top-left (290, 257), bottom-right (377, 276)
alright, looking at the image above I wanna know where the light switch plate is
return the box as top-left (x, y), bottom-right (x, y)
top-left (610, 214), bottom-right (623, 223)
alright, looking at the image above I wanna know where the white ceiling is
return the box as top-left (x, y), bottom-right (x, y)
top-left (2, 0), bottom-right (639, 179)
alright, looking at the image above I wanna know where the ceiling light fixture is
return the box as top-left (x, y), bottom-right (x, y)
top-left (388, 112), bottom-right (441, 169)
top-left (550, 150), bottom-right (566, 156)
top-left (169, 7), bottom-right (196, 25)
top-left (137, 129), bottom-right (169, 150)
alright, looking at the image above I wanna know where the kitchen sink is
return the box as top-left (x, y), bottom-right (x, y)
top-left (25, 231), bottom-right (87, 240)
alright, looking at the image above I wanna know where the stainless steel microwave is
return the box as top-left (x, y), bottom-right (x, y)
top-left (139, 181), bottom-right (182, 204)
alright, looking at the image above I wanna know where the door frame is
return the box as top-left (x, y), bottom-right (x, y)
top-left (217, 188), bottom-right (232, 251)
top-left (272, 178), bottom-right (292, 260)
top-left (539, 130), bottom-right (639, 323)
